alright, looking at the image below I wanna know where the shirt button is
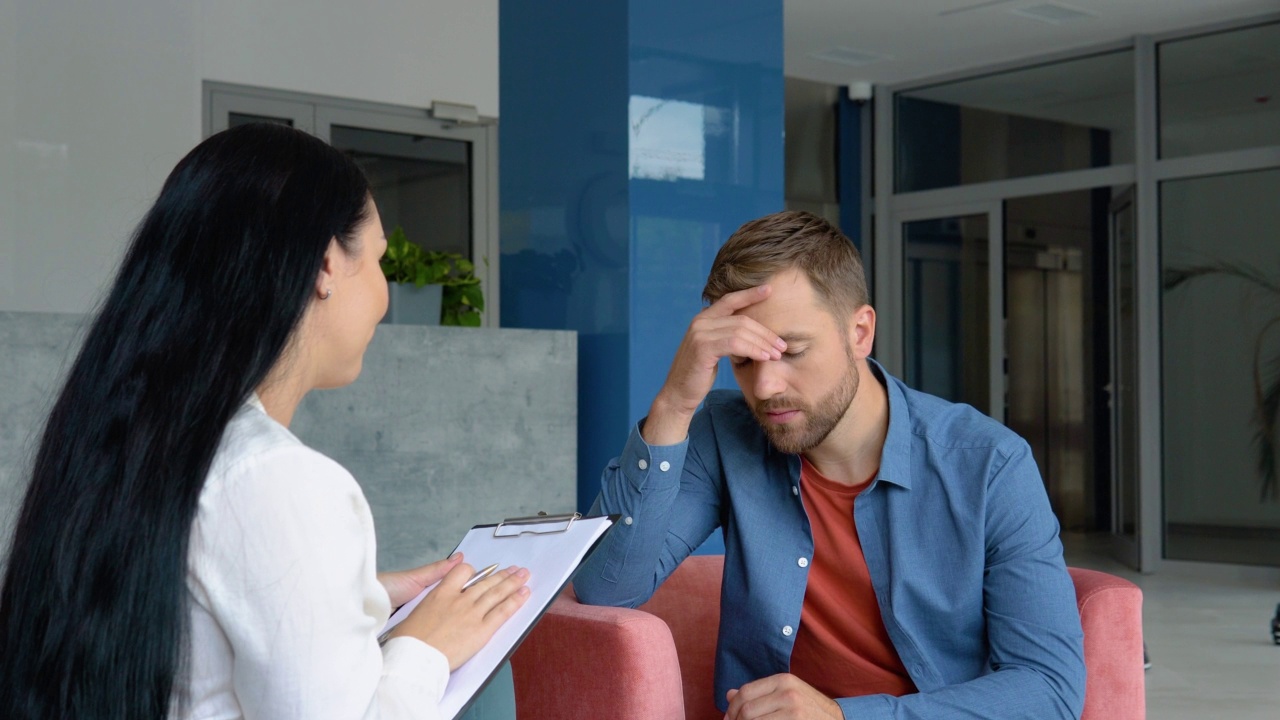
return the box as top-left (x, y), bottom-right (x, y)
top-left (624, 516), bottom-right (633, 526)
top-left (638, 459), bottom-right (648, 470)
top-left (797, 557), bottom-right (809, 568)
top-left (659, 461), bottom-right (670, 472)
top-left (782, 625), bottom-right (793, 637)
top-left (792, 486), bottom-right (799, 496)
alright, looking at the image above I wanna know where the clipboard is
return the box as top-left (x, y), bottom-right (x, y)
top-left (380, 512), bottom-right (618, 719)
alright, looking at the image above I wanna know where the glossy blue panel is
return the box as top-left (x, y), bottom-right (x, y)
top-left (500, 0), bottom-right (630, 513)
top-left (628, 0), bottom-right (785, 424)
top-left (500, 0), bottom-right (784, 524)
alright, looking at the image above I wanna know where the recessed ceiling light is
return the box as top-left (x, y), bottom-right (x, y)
top-left (939, 0), bottom-right (1020, 17)
top-left (1009, 3), bottom-right (1096, 25)
top-left (808, 47), bottom-right (892, 68)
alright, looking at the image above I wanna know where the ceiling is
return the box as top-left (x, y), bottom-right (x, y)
top-left (784, 0), bottom-right (1280, 87)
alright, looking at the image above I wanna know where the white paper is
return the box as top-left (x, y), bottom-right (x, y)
top-left (380, 515), bottom-right (614, 719)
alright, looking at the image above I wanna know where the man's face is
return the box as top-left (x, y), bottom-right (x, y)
top-left (728, 268), bottom-right (860, 454)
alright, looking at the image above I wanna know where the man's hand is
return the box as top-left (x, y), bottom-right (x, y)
top-left (724, 674), bottom-right (843, 720)
top-left (377, 553), bottom-right (464, 608)
top-left (644, 285), bottom-right (786, 446)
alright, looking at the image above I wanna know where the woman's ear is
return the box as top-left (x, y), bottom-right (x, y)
top-left (314, 237), bottom-right (341, 300)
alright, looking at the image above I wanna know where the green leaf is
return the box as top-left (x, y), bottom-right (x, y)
top-left (380, 225), bottom-right (485, 321)
top-left (461, 285), bottom-right (485, 310)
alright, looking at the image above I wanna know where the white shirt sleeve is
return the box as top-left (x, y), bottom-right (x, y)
top-left (188, 442), bottom-right (447, 720)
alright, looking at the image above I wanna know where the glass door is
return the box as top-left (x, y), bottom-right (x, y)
top-left (896, 203), bottom-right (1004, 420)
top-left (1002, 190), bottom-right (1102, 534)
top-left (317, 107), bottom-right (497, 326)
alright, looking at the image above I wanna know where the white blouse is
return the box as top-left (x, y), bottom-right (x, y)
top-left (180, 397), bottom-right (448, 719)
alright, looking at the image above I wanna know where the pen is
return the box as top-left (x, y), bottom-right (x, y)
top-left (377, 563), bottom-right (499, 645)
top-left (462, 563), bottom-right (500, 590)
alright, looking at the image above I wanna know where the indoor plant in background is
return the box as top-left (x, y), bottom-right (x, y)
top-left (380, 226), bottom-right (485, 326)
top-left (1166, 261), bottom-right (1279, 502)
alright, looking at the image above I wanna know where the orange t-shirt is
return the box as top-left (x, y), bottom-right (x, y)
top-left (788, 457), bottom-right (917, 699)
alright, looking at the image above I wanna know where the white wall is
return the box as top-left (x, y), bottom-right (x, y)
top-left (0, 0), bottom-right (498, 313)
top-left (0, 0), bottom-right (17, 312)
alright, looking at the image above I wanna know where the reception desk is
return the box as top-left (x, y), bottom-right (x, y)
top-left (0, 312), bottom-right (577, 570)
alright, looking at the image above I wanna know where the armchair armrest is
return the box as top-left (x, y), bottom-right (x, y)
top-left (511, 589), bottom-right (686, 720)
top-left (1069, 567), bottom-right (1145, 720)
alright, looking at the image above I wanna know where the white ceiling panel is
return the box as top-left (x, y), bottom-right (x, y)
top-left (785, 0), bottom-right (1279, 86)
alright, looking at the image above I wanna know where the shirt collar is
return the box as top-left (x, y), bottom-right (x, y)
top-left (246, 392), bottom-right (266, 413)
top-left (868, 358), bottom-right (913, 491)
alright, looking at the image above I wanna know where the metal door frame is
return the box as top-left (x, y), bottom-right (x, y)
top-left (1107, 187), bottom-right (1141, 569)
top-left (871, 14), bottom-right (1280, 574)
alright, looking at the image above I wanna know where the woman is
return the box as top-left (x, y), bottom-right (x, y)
top-left (0, 123), bottom-right (529, 719)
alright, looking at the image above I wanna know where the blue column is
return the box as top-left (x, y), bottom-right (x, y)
top-left (500, 0), bottom-right (784, 517)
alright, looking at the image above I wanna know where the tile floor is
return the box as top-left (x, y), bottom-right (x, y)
top-left (1063, 533), bottom-right (1280, 719)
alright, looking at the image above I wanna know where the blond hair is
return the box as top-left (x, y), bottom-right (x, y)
top-left (703, 210), bottom-right (869, 320)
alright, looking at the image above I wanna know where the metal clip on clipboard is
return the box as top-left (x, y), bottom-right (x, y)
top-left (493, 511), bottom-right (582, 538)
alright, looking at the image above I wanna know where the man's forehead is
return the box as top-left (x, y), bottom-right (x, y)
top-left (725, 267), bottom-right (839, 333)
top-left (734, 301), bottom-right (833, 340)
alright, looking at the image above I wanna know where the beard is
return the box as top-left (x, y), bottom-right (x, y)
top-left (752, 351), bottom-right (860, 454)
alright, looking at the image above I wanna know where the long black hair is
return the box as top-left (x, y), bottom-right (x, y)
top-left (0, 123), bottom-right (371, 719)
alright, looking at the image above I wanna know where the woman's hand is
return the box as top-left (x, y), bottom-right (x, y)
top-left (387, 561), bottom-right (531, 670)
top-left (378, 554), bottom-right (464, 608)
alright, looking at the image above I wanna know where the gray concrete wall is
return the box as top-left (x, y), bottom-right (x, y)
top-left (0, 312), bottom-right (577, 571)
top-left (0, 313), bottom-right (89, 549)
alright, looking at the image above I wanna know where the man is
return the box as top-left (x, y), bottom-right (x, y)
top-left (574, 211), bottom-right (1085, 719)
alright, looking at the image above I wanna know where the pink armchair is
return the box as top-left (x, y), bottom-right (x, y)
top-left (512, 555), bottom-right (1144, 720)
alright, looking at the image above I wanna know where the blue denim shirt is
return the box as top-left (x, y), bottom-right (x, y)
top-left (575, 363), bottom-right (1085, 719)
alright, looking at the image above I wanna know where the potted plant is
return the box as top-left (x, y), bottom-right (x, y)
top-left (1166, 261), bottom-right (1280, 502)
top-left (380, 226), bottom-right (485, 327)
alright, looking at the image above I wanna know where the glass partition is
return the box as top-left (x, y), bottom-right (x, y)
top-left (896, 51), bottom-right (1134, 192)
top-left (885, 20), bottom-right (1280, 570)
top-left (1159, 22), bottom-right (1280, 158)
top-left (903, 214), bottom-right (990, 412)
top-left (1161, 168), bottom-right (1280, 565)
top-left (1004, 190), bottom-right (1099, 532)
